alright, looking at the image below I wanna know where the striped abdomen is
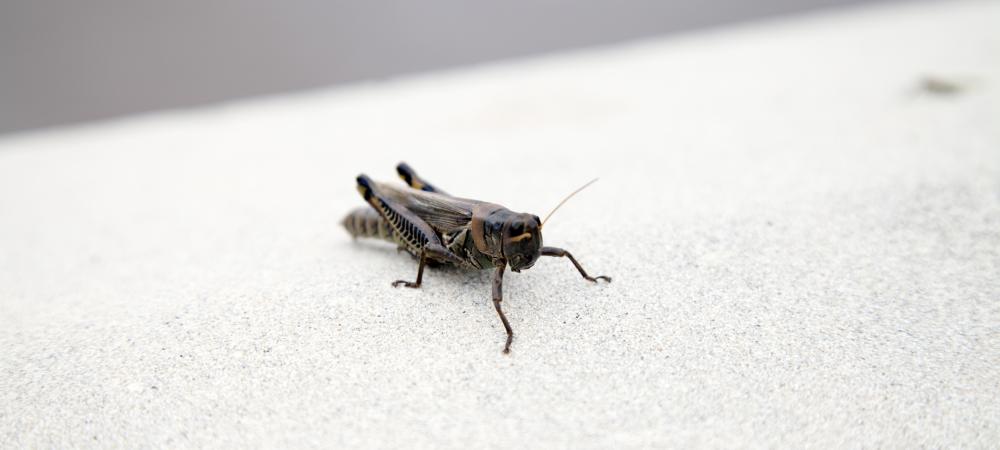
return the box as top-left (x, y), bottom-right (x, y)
top-left (342, 207), bottom-right (396, 243)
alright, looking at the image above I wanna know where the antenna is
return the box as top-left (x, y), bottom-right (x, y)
top-left (540, 178), bottom-right (599, 228)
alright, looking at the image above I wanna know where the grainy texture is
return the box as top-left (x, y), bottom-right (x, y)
top-left (1, 1), bottom-right (999, 447)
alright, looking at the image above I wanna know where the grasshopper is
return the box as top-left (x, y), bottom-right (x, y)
top-left (343, 162), bottom-right (611, 353)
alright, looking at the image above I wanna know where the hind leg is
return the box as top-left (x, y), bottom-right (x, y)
top-left (357, 174), bottom-right (465, 287)
top-left (396, 162), bottom-right (448, 195)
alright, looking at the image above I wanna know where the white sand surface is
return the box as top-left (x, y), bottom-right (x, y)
top-left (2, 1), bottom-right (999, 447)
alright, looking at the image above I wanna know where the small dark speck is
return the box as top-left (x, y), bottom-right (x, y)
top-left (920, 76), bottom-right (965, 95)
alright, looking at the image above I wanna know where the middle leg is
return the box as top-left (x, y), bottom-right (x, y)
top-left (392, 251), bottom-right (427, 288)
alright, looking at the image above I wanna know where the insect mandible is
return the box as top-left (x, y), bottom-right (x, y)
top-left (343, 162), bottom-right (611, 353)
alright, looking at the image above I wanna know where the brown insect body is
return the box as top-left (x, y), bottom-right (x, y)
top-left (343, 163), bottom-right (610, 353)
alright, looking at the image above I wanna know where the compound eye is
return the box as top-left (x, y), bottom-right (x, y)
top-left (532, 215), bottom-right (541, 225)
top-left (510, 221), bottom-right (524, 235)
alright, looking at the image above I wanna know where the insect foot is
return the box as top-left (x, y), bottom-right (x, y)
top-left (586, 275), bottom-right (612, 283)
top-left (392, 280), bottom-right (421, 288)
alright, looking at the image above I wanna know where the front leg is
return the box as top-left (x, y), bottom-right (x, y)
top-left (540, 246), bottom-right (612, 283)
top-left (491, 260), bottom-right (514, 354)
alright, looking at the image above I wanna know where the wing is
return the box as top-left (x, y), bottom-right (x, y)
top-left (375, 182), bottom-right (481, 234)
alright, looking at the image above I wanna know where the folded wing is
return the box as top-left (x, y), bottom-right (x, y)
top-left (375, 182), bottom-right (480, 235)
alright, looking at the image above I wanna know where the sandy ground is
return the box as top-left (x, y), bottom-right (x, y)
top-left (1, 1), bottom-right (999, 447)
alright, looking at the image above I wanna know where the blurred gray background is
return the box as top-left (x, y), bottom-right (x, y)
top-left (1, 0), bottom-right (894, 135)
